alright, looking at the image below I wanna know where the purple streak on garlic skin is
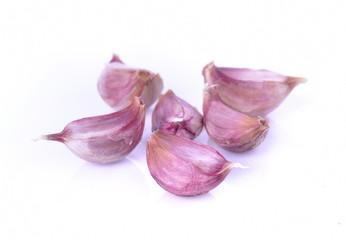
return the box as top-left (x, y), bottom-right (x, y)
top-left (202, 62), bottom-right (307, 117)
top-left (97, 54), bottom-right (163, 110)
top-left (41, 97), bottom-right (146, 164)
top-left (203, 86), bottom-right (269, 152)
top-left (146, 130), bottom-right (241, 197)
top-left (151, 90), bottom-right (203, 140)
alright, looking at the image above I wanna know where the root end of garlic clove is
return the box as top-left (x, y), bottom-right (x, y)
top-left (258, 117), bottom-right (270, 129)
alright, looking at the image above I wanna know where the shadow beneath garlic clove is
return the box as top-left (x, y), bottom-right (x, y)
top-left (128, 135), bottom-right (149, 163)
top-left (128, 106), bottom-right (154, 162)
top-left (213, 138), bottom-right (271, 185)
top-left (128, 106), bottom-right (154, 163)
top-left (145, 106), bottom-right (154, 117)
top-left (221, 117), bottom-right (299, 187)
top-left (159, 191), bottom-right (216, 203)
top-left (63, 157), bottom-right (149, 199)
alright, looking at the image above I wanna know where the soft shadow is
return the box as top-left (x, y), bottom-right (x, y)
top-left (159, 191), bottom-right (215, 203)
top-left (67, 157), bottom-right (149, 195)
top-left (221, 117), bottom-right (299, 186)
top-left (145, 107), bottom-right (153, 117)
top-left (268, 91), bottom-right (311, 119)
top-left (128, 107), bottom-right (154, 162)
top-left (71, 156), bottom-right (140, 176)
top-left (128, 135), bottom-right (148, 163)
top-left (202, 118), bottom-right (278, 185)
top-left (205, 117), bottom-right (288, 166)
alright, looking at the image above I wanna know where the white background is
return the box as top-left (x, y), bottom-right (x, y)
top-left (1, 0), bottom-right (346, 239)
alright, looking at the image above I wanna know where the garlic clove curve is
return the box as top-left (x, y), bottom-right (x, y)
top-left (203, 85), bottom-right (269, 152)
top-left (41, 97), bottom-right (146, 164)
top-left (97, 54), bottom-right (163, 110)
top-left (202, 62), bottom-right (307, 117)
top-left (151, 89), bottom-right (203, 140)
top-left (146, 130), bottom-right (242, 197)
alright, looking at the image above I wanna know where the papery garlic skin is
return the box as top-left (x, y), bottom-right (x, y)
top-left (151, 90), bottom-right (203, 140)
top-left (147, 130), bottom-right (240, 197)
top-left (202, 62), bottom-right (307, 117)
top-left (97, 54), bottom-right (163, 110)
top-left (203, 86), bottom-right (269, 152)
top-left (41, 97), bottom-right (145, 164)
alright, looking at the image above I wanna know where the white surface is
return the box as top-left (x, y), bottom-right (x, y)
top-left (1, 0), bottom-right (346, 239)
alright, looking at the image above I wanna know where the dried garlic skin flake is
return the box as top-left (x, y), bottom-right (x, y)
top-left (147, 130), bottom-right (240, 197)
top-left (202, 62), bottom-right (307, 117)
top-left (41, 97), bottom-right (145, 164)
top-left (98, 54), bottom-right (163, 110)
top-left (152, 90), bottom-right (203, 140)
top-left (203, 86), bottom-right (269, 152)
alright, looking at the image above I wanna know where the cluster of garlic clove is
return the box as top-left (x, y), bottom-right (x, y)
top-left (146, 62), bottom-right (305, 196)
top-left (40, 54), bottom-right (306, 197)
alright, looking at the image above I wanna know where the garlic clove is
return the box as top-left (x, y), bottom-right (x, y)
top-left (146, 130), bottom-right (242, 197)
top-left (97, 54), bottom-right (163, 110)
top-left (202, 62), bottom-right (307, 117)
top-left (40, 97), bottom-right (146, 164)
top-left (203, 86), bottom-right (269, 152)
top-left (151, 90), bottom-right (203, 140)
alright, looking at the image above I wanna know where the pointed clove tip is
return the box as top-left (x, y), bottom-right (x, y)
top-left (220, 162), bottom-right (248, 174)
top-left (287, 76), bottom-right (308, 88)
top-left (165, 89), bottom-right (175, 95)
top-left (301, 77), bottom-right (308, 83)
top-left (34, 134), bottom-right (50, 141)
top-left (109, 53), bottom-right (123, 63)
top-left (202, 61), bottom-right (215, 77)
top-left (32, 135), bottom-right (44, 142)
top-left (37, 132), bottom-right (65, 142)
top-left (230, 162), bottom-right (249, 169)
top-left (207, 60), bottom-right (215, 66)
top-left (295, 77), bottom-right (307, 84)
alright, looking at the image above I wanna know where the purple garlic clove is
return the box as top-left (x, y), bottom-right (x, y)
top-left (203, 86), bottom-right (269, 152)
top-left (40, 97), bottom-right (145, 164)
top-left (202, 62), bottom-right (307, 117)
top-left (97, 54), bottom-right (163, 110)
top-left (151, 89), bottom-right (203, 140)
top-left (146, 130), bottom-right (242, 197)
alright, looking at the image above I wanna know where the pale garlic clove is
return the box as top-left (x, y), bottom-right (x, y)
top-left (203, 86), bottom-right (269, 152)
top-left (151, 90), bottom-right (203, 140)
top-left (40, 97), bottom-right (145, 164)
top-left (146, 130), bottom-right (242, 197)
top-left (97, 54), bottom-right (163, 110)
top-left (202, 62), bottom-right (307, 117)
